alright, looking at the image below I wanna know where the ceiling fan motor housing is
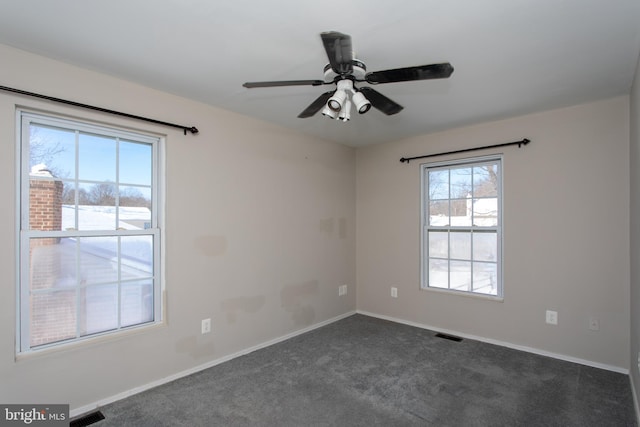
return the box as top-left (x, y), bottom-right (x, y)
top-left (323, 59), bottom-right (366, 82)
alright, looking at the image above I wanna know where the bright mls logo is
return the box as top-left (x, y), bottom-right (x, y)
top-left (0, 405), bottom-right (68, 426)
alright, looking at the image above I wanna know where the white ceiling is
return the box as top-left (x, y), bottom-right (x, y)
top-left (0, 0), bottom-right (639, 147)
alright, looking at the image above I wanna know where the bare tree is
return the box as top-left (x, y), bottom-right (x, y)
top-left (120, 187), bottom-right (150, 208)
top-left (89, 182), bottom-right (116, 205)
top-left (29, 126), bottom-right (66, 177)
top-left (61, 185), bottom-right (92, 205)
top-left (473, 165), bottom-right (499, 197)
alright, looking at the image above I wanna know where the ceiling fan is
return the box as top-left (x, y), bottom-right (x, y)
top-left (243, 31), bottom-right (454, 122)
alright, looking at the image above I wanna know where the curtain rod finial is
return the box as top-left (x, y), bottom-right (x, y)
top-left (517, 138), bottom-right (531, 148)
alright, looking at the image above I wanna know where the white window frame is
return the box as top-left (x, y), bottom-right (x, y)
top-left (420, 155), bottom-right (503, 299)
top-left (17, 110), bottom-right (164, 354)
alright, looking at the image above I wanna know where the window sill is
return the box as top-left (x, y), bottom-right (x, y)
top-left (15, 321), bottom-right (166, 362)
top-left (420, 286), bottom-right (504, 302)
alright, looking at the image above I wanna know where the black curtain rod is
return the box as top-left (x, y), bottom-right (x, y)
top-left (399, 138), bottom-right (530, 163)
top-left (0, 85), bottom-right (199, 135)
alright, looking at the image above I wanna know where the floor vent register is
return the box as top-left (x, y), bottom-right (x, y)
top-left (435, 333), bottom-right (463, 342)
top-left (70, 410), bottom-right (105, 427)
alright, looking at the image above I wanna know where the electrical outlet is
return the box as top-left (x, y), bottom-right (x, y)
top-left (588, 317), bottom-right (600, 331)
top-left (338, 285), bottom-right (348, 296)
top-left (545, 310), bottom-right (558, 325)
top-left (391, 287), bottom-right (398, 298)
top-left (201, 318), bottom-right (211, 334)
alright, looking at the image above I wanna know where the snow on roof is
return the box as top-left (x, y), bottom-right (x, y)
top-left (430, 198), bottom-right (498, 226)
top-left (73, 205), bottom-right (151, 221)
top-left (62, 205), bottom-right (150, 230)
top-left (471, 198), bottom-right (497, 216)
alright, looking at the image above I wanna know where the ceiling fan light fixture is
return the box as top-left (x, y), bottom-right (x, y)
top-left (352, 91), bottom-right (371, 114)
top-left (321, 104), bottom-right (338, 119)
top-left (328, 79), bottom-right (355, 112)
top-left (338, 99), bottom-right (352, 122)
top-left (327, 90), bottom-right (347, 112)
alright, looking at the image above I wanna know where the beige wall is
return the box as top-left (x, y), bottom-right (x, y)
top-left (356, 96), bottom-right (630, 369)
top-left (630, 50), bottom-right (640, 408)
top-left (0, 44), bottom-right (356, 411)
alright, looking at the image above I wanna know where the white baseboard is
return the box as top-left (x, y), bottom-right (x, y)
top-left (357, 310), bottom-right (629, 375)
top-left (70, 310), bottom-right (356, 418)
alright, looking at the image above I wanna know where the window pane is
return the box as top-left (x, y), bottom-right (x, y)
top-left (428, 170), bottom-right (449, 200)
top-left (473, 232), bottom-right (497, 262)
top-left (450, 167), bottom-right (472, 199)
top-left (429, 200), bottom-right (449, 226)
top-left (31, 290), bottom-right (77, 347)
top-left (78, 133), bottom-right (116, 182)
top-left (121, 280), bottom-right (154, 327)
top-left (29, 124), bottom-right (76, 179)
top-left (472, 197), bottom-right (498, 226)
top-left (80, 283), bottom-right (118, 336)
top-left (428, 259), bottom-right (449, 288)
top-left (79, 237), bottom-right (118, 285)
top-left (120, 186), bottom-right (151, 207)
top-left (120, 141), bottom-right (152, 186)
top-left (473, 164), bottom-right (498, 197)
top-left (119, 187), bottom-right (152, 229)
top-left (473, 262), bottom-right (498, 295)
top-left (30, 237), bottom-right (77, 290)
top-left (450, 232), bottom-right (471, 260)
top-left (29, 237), bottom-right (78, 347)
top-left (86, 181), bottom-right (117, 206)
top-left (450, 260), bottom-right (472, 291)
top-left (121, 235), bottom-right (154, 280)
top-left (428, 231), bottom-right (448, 258)
top-left (77, 197), bottom-right (116, 231)
top-left (450, 199), bottom-right (472, 226)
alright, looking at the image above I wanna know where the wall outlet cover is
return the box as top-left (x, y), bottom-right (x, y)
top-left (201, 318), bottom-right (211, 334)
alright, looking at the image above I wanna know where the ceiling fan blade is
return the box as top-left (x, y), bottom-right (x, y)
top-left (243, 80), bottom-right (325, 88)
top-left (365, 62), bottom-right (454, 84)
top-left (359, 87), bottom-right (403, 115)
top-left (320, 31), bottom-right (353, 75)
top-left (298, 91), bottom-right (335, 118)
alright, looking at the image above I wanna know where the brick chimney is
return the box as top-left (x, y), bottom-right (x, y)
top-left (29, 177), bottom-right (63, 232)
top-left (28, 165), bottom-right (75, 347)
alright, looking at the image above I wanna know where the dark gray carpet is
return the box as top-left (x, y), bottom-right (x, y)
top-left (88, 314), bottom-right (636, 426)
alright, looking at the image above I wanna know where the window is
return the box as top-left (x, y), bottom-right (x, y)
top-left (18, 112), bottom-right (162, 353)
top-left (421, 156), bottom-right (502, 298)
